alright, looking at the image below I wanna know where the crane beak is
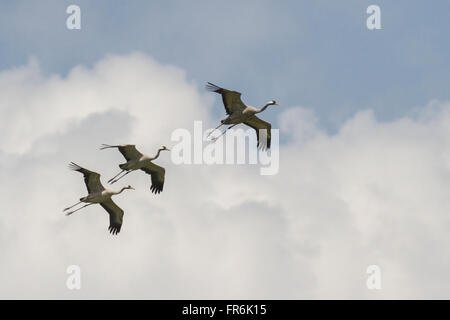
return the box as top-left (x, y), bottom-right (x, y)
top-left (274, 103), bottom-right (280, 106)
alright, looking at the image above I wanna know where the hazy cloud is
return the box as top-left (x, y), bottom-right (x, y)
top-left (1, 53), bottom-right (450, 299)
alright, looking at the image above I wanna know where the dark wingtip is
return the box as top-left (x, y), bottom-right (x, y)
top-left (257, 142), bottom-right (270, 151)
top-left (205, 82), bottom-right (221, 92)
top-left (108, 226), bottom-right (121, 235)
top-left (68, 162), bottom-right (81, 171)
top-left (150, 185), bottom-right (163, 194)
top-left (100, 144), bottom-right (119, 150)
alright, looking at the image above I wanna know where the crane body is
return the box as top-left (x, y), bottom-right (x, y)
top-left (100, 144), bottom-right (169, 194)
top-left (64, 162), bottom-right (134, 235)
top-left (206, 82), bottom-right (279, 150)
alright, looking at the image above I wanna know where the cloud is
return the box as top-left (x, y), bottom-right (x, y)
top-left (1, 53), bottom-right (450, 299)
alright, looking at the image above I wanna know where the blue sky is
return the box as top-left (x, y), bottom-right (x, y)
top-left (1, 0), bottom-right (449, 131)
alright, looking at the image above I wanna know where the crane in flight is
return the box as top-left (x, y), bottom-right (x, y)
top-left (100, 144), bottom-right (169, 194)
top-left (206, 82), bottom-right (279, 150)
top-left (64, 162), bottom-right (134, 235)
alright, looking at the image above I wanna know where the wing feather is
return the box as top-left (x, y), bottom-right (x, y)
top-left (69, 162), bottom-right (105, 193)
top-left (117, 145), bottom-right (143, 162)
top-left (141, 162), bottom-right (165, 194)
top-left (243, 116), bottom-right (272, 150)
top-left (100, 199), bottom-right (124, 235)
top-left (206, 82), bottom-right (246, 115)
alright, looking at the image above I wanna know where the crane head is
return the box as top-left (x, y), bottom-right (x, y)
top-left (267, 100), bottom-right (280, 106)
top-left (161, 145), bottom-right (171, 151)
top-left (125, 185), bottom-right (135, 190)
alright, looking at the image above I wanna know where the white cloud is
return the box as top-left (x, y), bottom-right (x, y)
top-left (0, 52), bottom-right (209, 154)
top-left (1, 53), bottom-right (450, 299)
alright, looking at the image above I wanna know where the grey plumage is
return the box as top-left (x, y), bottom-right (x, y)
top-left (64, 162), bottom-right (133, 235)
top-left (206, 82), bottom-right (279, 150)
top-left (100, 144), bottom-right (169, 194)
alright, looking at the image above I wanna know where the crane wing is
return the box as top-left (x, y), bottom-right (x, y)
top-left (69, 162), bottom-right (105, 193)
top-left (116, 145), bottom-right (143, 161)
top-left (100, 199), bottom-right (124, 235)
top-left (206, 82), bottom-right (246, 115)
top-left (141, 162), bottom-right (165, 194)
top-left (244, 116), bottom-right (272, 150)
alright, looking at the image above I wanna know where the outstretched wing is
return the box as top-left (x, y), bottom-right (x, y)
top-left (101, 144), bottom-right (143, 161)
top-left (100, 199), bottom-right (124, 235)
top-left (117, 145), bottom-right (143, 161)
top-left (141, 162), bottom-right (166, 194)
top-left (206, 82), bottom-right (246, 115)
top-left (69, 162), bottom-right (105, 193)
top-left (244, 116), bottom-right (272, 150)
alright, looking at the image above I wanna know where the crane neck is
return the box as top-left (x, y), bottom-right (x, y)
top-left (256, 103), bottom-right (271, 114)
top-left (152, 148), bottom-right (164, 160)
top-left (115, 187), bottom-right (127, 195)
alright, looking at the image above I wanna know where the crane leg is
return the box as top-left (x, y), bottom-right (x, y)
top-left (110, 171), bottom-right (131, 184)
top-left (206, 123), bottom-right (225, 139)
top-left (63, 201), bottom-right (83, 212)
top-left (65, 203), bottom-right (94, 216)
top-left (212, 124), bottom-right (238, 141)
top-left (108, 170), bottom-right (126, 183)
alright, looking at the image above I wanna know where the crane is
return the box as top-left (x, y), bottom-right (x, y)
top-left (206, 82), bottom-right (279, 150)
top-left (64, 162), bottom-right (134, 235)
top-left (100, 144), bottom-right (169, 194)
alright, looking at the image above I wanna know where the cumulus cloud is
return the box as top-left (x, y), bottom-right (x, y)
top-left (1, 53), bottom-right (450, 299)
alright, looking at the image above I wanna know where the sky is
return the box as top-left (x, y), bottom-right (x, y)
top-left (1, 1), bottom-right (450, 299)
